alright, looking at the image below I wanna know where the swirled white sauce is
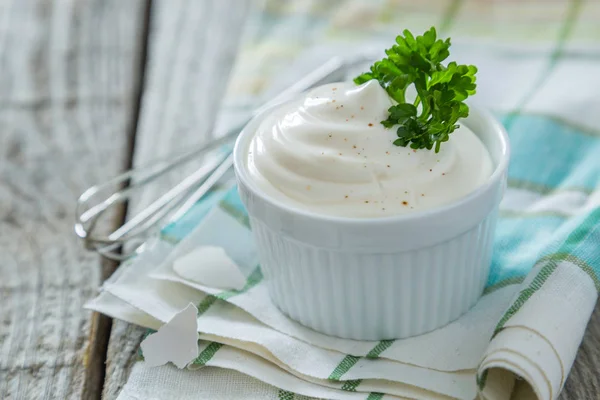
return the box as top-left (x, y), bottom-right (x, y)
top-left (246, 80), bottom-right (493, 218)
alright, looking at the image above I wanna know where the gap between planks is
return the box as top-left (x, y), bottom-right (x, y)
top-left (82, 1), bottom-right (153, 399)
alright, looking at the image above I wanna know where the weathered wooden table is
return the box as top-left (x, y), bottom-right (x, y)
top-left (1, 1), bottom-right (599, 399)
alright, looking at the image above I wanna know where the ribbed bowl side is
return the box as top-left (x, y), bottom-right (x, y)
top-left (249, 212), bottom-right (496, 341)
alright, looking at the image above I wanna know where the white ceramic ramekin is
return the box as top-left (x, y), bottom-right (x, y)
top-left (233, 102), bottom-right (510, 341)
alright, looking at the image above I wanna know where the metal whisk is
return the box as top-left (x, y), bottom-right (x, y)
top-left (74, 55), bottom-right (373, 260)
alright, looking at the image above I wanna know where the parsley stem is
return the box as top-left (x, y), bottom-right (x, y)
top-left (399, 88), bottom-right (406, 104)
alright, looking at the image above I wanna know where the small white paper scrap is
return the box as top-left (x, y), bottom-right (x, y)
top-left (140, 303), bottom-right (199, 369)
top-left (173, 246), bottom-right (247, 291)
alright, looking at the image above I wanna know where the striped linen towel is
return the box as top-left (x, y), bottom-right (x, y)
top-left (86, 0), bottom-right (600, 399)
top-left (88, 179), bottom-right (598, 399)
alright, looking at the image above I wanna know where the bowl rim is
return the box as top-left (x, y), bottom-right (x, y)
top-left (233, 98), bottom-right (510, 227)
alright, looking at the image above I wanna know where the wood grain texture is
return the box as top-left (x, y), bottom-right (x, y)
top-left (101, 1), bottom-right (251, 398)
top-left (0, 0), bottom-right (146, 399)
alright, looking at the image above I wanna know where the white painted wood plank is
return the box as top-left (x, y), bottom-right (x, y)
top-left (0, 0), bottom-right (146, 398)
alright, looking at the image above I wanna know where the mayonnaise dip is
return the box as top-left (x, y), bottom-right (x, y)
top-left (246, 80), bottom-right (493, 218)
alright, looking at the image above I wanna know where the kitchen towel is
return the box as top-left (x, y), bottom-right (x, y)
top-left (87, 0), bottom-right (600, 399)
top-left (88, 178), bottom-right (599, 399)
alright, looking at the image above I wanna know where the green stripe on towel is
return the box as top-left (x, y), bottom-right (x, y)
top-left (197, 266), bottom-right (263, 315)
top-left (197, 295), bottom-right (219, 316)
top-left (328, 355), bottom-right (361, 381)
top-left (329, 339), bottom-right (394, 382)
top-left (191, 342), bottom-right (223, 366)
top-left (366, 393), bottom-right (385, 400)
top-left (538, 253), bottom-right (600, 292)
top-left (366, 339), bottom-right (395, 359)
top-left (218, 266), bottom-right (264, 301)
top-left (277, 390), bottom-right (295, 400)
top-left (495, 207), bottom-right (600, 333)
top-left (494, 261), bottom-right (558, 334)
top-left (341, 379), bottom-right (362, 392)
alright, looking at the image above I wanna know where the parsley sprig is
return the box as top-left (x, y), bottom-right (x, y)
top-left (354, 27), bottom-right (477, 153)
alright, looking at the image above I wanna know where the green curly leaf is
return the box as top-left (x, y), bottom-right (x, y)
top-left (353, 26), bottom-right (477, 153)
